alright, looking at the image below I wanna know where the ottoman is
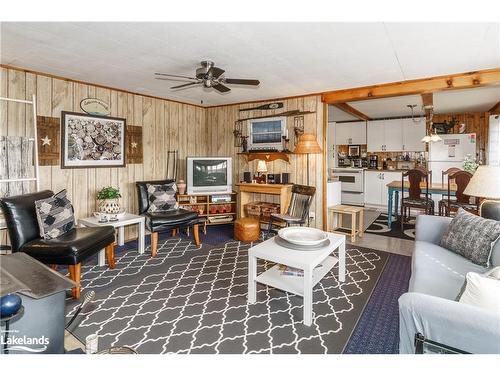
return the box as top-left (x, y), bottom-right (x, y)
top-left (234, 217), bottom-right (260, 242)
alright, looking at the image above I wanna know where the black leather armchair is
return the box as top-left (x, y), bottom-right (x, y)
top-left (0, 190), bottom-right (116, 299)
top-left (136, 180), bottom-right (202, 257)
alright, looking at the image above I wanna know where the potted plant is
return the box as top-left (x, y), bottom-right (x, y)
top-left (97, 186), bottom-right (122, 214)
top-left (463, 154), bottom-right (479, 173)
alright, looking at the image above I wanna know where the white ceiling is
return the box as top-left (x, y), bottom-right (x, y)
top-left (1, 22), bottom-right (499, 106)
top-left (328, 85), bottom-right (500, 121)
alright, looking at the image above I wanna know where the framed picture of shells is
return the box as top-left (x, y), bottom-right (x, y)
top-left (61, 111), bottom-right (127, 168)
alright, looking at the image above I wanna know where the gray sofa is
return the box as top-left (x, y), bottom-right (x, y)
top-left (398, 214), bottom-right (500, 354)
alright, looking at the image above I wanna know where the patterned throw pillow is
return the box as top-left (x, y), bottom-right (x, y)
top-left (35, 189), bottom-right (75, 240)
top-left (440, 208), bottom-right (500, 267)
top-left (146, 182), bottom-right (178, 213)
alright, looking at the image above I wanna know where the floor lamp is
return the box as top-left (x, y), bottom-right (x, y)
top-left (294, 133), bottom-right (323, 186)
top-left (463, 165), bottom-right (500, 220)
top-left (294, 134), bottom-right (322, 226)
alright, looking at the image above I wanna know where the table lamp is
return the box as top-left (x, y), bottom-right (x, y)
top-left (294, 133), bottom-right (322, 186)
top-left (463, 165), bottom-right (500, 220)
top-left (256, 160), bottom-right (268, 183)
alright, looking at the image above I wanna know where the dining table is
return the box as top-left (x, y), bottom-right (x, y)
top-left (386, 180), bottom-right (457, 227)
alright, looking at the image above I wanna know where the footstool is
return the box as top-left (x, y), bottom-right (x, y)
top-left (234, 217), bottom-right (260, 242)
top-left (328, 204), bottom-right (364, 243)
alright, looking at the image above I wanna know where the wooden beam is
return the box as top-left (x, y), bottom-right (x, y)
top-left (333, 103), bottom-right (371, 121)
top-left (322, 68), bottom-right (500, 104)
top-left (489, 101), bottom-right (500, 115)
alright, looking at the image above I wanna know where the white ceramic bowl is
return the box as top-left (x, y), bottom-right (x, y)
top-left (278, 227), bottom-right (329, 246)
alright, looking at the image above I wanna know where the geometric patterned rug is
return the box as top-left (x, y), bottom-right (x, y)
top-left (365, 213), bottom-right (416, 240)
top-left (66, 237), bottom-right (390, 354)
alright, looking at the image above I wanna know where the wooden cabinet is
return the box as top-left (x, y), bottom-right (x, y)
top-left (334, 121), bottom-right (366, 145)
top-left (364, 170), bottom-right (402, 209)
top-left (367, 118), bottom-right (425, 152)
top-left (177, 192), bottom-right (237, 226)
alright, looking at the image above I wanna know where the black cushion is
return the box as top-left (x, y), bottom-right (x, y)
top-left (136, 179), bottom-right (175, 214)
top-left (0, 190), bottom-right (53, 252)
top-left (21, 226), bottom-right (115, 265)
top-left (145, 209), bottom-right (199, 232)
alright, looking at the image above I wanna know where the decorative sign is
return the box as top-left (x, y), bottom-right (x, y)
top-left (61, 111), bottom-right (126, 168)
top-left (239, 102), bottom-right (284, 112)
top-left (80, 98), bottom-right (111, 116)
top-left (126, 125), bottom-right (143, 164)
top-left (36, 116), bottom-right (60, 166)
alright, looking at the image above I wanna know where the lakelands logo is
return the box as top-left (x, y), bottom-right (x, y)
top-left (0, 329), bottom-right (49, 353)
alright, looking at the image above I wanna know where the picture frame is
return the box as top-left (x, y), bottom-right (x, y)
top-left (348, 145), bottom-right (361, 157)
top-left (61, 111), bottom-right (127, 168)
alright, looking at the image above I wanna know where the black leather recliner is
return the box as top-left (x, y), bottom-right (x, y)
top-left (0, 190), bottom-right (116, 299)
top-left (136, 179), bottom-right (203, 256)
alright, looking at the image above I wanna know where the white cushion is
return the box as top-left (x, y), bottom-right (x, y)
top-left (459, 268), bottom-right (500, 313)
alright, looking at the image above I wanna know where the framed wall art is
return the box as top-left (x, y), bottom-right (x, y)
top-left (61, 111), bottom-right (127, 168)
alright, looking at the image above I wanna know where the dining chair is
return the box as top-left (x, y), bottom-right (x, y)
top-left (400, 169), bottom-right (434, 231)
top-left (441, 170), bottom-right (478, 216)
top-left (438, 167), bottom-right (462, 215)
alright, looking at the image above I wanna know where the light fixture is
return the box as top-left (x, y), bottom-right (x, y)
top-left (407, 104), bottom-right (422, 123)
top-left (463, 165), bottom-right (500, 220)
top-left (294, 133), bottom-right (322, 186)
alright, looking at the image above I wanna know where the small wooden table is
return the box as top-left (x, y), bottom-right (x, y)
top-left (386, 181), bottom-right (457, 227)
top-left (236, 183), bottom-right (292, 218)
top-left (78, 213), bottom-right (146, 266)
top-left (328, 204), bottom-right (364, 243)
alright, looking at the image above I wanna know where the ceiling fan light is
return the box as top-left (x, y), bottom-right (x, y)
top-left (421, 135), bottom-right (432, 143)
top-left (430, 133), bottom-right (443, 142)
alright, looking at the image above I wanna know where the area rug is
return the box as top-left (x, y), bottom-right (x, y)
top-left (365, 213), bottom-right (416, 240)
top-left (66, 238), bottom-right (393, 354)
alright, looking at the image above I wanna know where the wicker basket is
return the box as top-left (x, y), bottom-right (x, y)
top-left (244, 202), bottom-right (262, 219)
top-left (244, 202), bottom-right (280, 220)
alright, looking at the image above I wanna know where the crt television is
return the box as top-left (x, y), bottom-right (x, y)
top-left (187, 157), bottom-right (233, 194)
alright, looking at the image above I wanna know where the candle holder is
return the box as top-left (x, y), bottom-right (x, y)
top-left (282, 136), bottom-right (290, 152)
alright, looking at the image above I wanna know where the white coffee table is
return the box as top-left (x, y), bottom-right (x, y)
top-left (79, 213), bottom-right (146, 266)
top-left (248, 232), bottom-right (346, 326)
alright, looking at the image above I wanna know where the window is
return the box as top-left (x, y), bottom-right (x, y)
top-left (488, 115), bottom-right (500, 166)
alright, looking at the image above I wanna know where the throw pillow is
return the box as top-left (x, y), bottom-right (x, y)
top-left (458, 270), bottom-right (500, 313)
top-left (456, 266), bottom-right (500, 301)
top-left (146, 182), bottom-right (178, 212)
top-left (35, 189), bottom-right (75, 239)
top-left (440, 208), bottom-right (500, 267)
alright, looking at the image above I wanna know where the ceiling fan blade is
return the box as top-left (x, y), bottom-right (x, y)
top-left (224, 78), bottom-right (260, 86)
top-left (209, 66), bottom-right (225, 79)
top-left (171, 82), bottom-right (201, 89)
top-left (212, 83), bottom-right (231, 93)
top-left (155, 72), bottom-right (198, 80)
top-left (155, 77), bottom-right (196, 83)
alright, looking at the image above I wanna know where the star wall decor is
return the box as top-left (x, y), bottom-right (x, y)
top-left (131, 142), bottom-right (138, 149)
top-left (41, 135), bottom-right (52, 146)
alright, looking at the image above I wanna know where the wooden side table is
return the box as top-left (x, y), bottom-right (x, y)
top-left (79, 213), bottom-right (146, 266)
top-left (328, 205), bottom-right (364, 243)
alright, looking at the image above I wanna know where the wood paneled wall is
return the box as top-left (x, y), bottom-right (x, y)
top-left (0, 67), bottom-right (207, 241)
top-left (206, 96), bottom-right (325, 229)
top-left (432, 112), bottom-right (490, 162)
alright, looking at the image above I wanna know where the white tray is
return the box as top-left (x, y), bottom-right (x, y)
top-left (277, 227), bottom-right (329, 246)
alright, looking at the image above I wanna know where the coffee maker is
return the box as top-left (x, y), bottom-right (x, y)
top-left (369, 155), bottom-right (378, 169)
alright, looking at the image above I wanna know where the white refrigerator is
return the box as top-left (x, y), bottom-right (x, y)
top-left (428, 133), bottom-right (477, 183)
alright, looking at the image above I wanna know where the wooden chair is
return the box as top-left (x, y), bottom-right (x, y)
top-left (400, 169), bottom-right (434, 231)
top-left (266, 184), bottom-right (315, 237)
top-left (438, 167), bottom-right (462, 215)
top-left (441, 170), bottom-right (478, 216)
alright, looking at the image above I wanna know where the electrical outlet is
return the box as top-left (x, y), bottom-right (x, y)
top-left (309, 211), bottom-right (315, 220)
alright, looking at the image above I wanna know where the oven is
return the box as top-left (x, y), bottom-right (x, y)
top-left (333, 168), bottom-right (364, 206)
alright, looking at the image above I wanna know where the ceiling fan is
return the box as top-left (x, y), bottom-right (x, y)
top-left (155, 60), bottom-right (260, 93)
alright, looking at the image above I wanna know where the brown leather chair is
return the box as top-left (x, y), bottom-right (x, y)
top-left (0, 191), bottom-right (116, 299)
top-left (400, 169), bottom-right (434, 231)
top-left (440, 170), bottom-right (478, 216)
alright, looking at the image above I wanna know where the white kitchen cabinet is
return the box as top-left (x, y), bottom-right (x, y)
top-left (364, 170), bottom-right (402, 210)
top-left (335, 121), bottom-right (366, 145)
top-left (401, 118), bottom-right (426, 151)
top-left (367, 120), bottom-right (386, 152)
top-left (384, 119), bottom-right (404, 151)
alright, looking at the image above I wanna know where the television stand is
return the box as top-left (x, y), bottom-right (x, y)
top-left (177, 191), bottom-right (238, 227)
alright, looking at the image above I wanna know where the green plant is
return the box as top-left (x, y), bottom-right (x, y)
top-left (463, 154), bottom-right (478, 173)
top-left (97, 186), bottom-right (122, 200)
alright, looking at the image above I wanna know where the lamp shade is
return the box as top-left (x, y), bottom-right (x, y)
top-left (256, 160), bottom-right (268, 173)
top-left (294, 133), bottom-right (322, 154)
top-left (463, 166), bottom-right (500, 199)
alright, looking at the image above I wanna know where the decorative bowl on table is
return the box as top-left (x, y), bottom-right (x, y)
top-left (277, 227), bottom-right (329, 247)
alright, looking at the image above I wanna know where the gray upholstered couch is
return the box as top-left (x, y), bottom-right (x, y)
top-left (398, 215), bottom-right (500, 354)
